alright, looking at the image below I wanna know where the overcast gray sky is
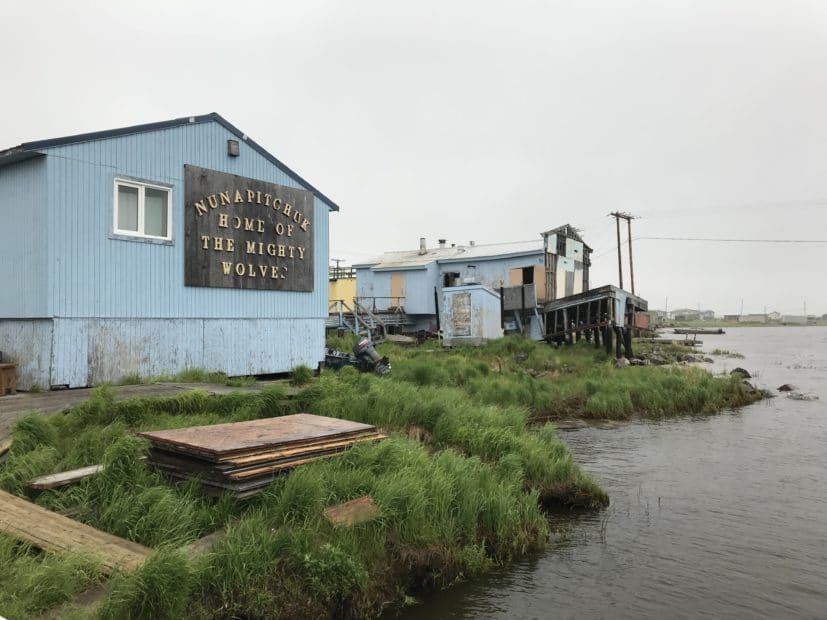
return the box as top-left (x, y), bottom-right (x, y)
top-left (2, 0), bottom-right (825, 315)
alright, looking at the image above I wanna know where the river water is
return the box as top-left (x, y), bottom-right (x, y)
top-left (398, 327), bottom-right (827, 619)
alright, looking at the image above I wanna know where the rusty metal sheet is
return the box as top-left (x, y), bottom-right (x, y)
top-left (138, 414), bottom-right (376, 460)
top-left (451, 292), bottom-right (471, 337)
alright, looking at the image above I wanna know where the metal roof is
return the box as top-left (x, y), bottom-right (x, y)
top-left (0, 113), bottom-right (339, 211)
top-left (354, 239), bottom-right (544, 270)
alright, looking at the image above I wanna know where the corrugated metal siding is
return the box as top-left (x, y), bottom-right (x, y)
top-left (0, 320), bottom-right (52, 389)
top-left (50, 317), bottom-right (324, 386)
top-left (42, 121), bottom-right (330, 320)
top-left (446, 254), bottom-right (543, 291)
top-left (51, 319), bottom-right (88, 387)
top-left (400, 266), bottom-right (437, 314)
top-left (0, 158), bottom-right (48, 317)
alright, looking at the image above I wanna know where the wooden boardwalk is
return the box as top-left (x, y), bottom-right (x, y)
top-left (0, 489), bottom-right (152, 573)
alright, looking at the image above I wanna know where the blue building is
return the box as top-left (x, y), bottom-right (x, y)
top-left (0, 114), bottom-right (338, 389)
top-left (353, 226), bottom-right (592, 345)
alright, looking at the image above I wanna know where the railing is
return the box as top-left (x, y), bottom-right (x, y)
top-left (328, 299), bottom-right (388, 341)
top-left (353, 296), bottom-right (406, 313)
top-left (329, 266), bottom-right (356, 280)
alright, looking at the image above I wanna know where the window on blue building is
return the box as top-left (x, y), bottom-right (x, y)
top-left (114, 178), bottom-right (172, 240)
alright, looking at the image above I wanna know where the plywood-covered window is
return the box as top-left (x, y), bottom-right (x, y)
top-left (114, 178), bottom-right (172, 241)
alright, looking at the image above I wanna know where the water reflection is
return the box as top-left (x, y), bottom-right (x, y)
top-left (396, 327), bottom-right (827, 619)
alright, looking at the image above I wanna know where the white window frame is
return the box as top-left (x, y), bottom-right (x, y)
top-left (113, 177), bottom-right (173, 241)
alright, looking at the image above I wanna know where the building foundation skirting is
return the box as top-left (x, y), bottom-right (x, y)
top-left (0, 318), bottom-right (325, 390)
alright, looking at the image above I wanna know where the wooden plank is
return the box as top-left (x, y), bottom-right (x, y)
top-left (29, 465), bottom-right (104, 490)
top-left (0, 435), bottom-right (11, 463)
top-left (225, 435), bottom-right (386, 479)
top-left (0, 490), bottom-right (151, 573)
top-left (138, 414), bottom-right (376, 460)
top-left (323, 496), bottom-right (380, 527)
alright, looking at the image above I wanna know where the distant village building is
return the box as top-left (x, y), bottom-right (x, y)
top-left (699, 310), bottom-right (716, 321)
top-left (767, 311), bottom-right (782, 322)
top-left (0, 114), bottom-right (337, 389)
top-left (671, 308), bottom-right (701, 321)
top-left (739, 314), bottom-right (767, 323)
top-left (781, 315), bottom-right (807, 325)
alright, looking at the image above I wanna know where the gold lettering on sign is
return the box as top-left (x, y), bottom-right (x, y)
top-left (189, 174), bottom-right (313, 290)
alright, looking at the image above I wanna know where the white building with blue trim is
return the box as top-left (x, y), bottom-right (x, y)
top-left (0, 114), bottom-right (337, 389)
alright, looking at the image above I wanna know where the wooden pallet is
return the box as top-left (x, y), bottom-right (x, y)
top-left (0, 489), bottom-right (151, 573)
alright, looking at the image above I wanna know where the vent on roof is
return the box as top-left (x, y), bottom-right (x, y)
top-left (438, 239), bottom-right (446, 248)
top-left (419, 237), bottom-right (426, 255)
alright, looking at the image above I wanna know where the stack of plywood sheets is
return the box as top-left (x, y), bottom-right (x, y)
top-left (139, 414), bottom-right (384, 498)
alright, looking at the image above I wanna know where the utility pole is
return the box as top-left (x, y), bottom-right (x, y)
top-left (613, 214), bottom-right (623, 290)
top-left (609, 212), bottom-right (636, 294)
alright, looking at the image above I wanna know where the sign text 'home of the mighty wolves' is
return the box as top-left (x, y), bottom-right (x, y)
top-left (184, 166), bottom-right (314, 291)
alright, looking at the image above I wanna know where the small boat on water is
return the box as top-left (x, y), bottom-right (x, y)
top-left (673, 328), bottom-right (725, 335)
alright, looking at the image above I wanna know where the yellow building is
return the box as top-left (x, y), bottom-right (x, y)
top-left (329, 265), bottom-right (356, 304)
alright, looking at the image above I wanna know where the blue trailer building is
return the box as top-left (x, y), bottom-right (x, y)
top-left (0, 114), bottom-right (338, 389)
top-left (351, 226), bottom-right (592, 345)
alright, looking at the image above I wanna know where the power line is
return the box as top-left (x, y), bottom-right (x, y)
top-left (637, 236), bottom-right (827, 243)
top-left (592, 236), bottom-right (827, 259)
top-left (636, 198), bottom-right (827, 219)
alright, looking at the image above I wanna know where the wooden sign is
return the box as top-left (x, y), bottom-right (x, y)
top-left (184, 165), bottom-right (314, 291)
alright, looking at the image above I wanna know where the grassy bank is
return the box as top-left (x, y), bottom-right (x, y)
top-left (383, 337), bottom-right (760, 420)
top-left (0, 337), bottom-right (761, 618)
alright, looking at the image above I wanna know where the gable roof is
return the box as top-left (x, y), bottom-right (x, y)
top-left (354, 240), bottom-right (544, 270)
top-left (0, 113), bottom-right (339, 211)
